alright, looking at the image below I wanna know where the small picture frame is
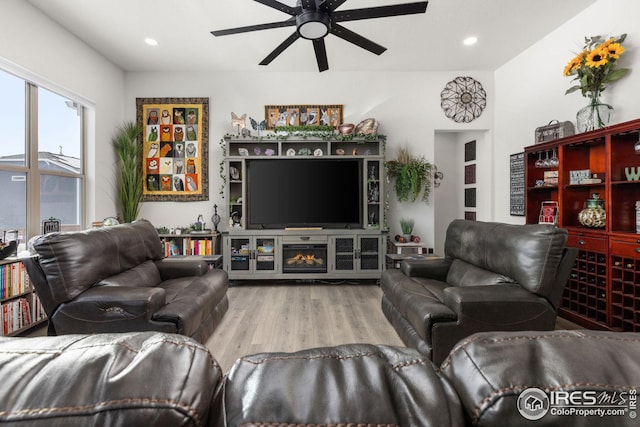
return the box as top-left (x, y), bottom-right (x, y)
top-left (42, 219), bottom-right (60, 234)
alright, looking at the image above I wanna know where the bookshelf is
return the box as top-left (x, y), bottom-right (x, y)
top-left (524, 118), bottom-right (640, 331)
top-left (0, 258), bottom-right (46, 336)
top-left (159, 233), bottom-right (221, 257)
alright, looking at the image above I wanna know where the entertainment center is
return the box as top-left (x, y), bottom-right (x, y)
top-left (221, 134), bottom-right (386, 280)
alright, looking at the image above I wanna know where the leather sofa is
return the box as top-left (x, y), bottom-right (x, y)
top-left (23, 219), bottom-right (228, 342)
top-left (1, 330), bottom-right (638, 426)
top-left (381, 219), bottom-right (577, 365)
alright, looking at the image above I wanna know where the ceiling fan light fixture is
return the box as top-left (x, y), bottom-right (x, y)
top-left (296, 11), bottom-right (331, 40)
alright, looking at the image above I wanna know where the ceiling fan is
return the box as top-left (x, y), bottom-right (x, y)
top-left (211, 0), bottom-right (429, 72)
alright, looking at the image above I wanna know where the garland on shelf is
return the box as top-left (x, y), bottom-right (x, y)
top-left (219, 138), bottom-right (227, 198)
top-left (224, 131), bottom-right (386, 143)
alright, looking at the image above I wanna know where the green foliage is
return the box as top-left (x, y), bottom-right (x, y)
top-left (274, 125), bottom-right (334, 133)
top-left (112, 121), bottom-right (143, 223)
top-left (400, 218), bottom-right (414, 234)
top-left (386, 146), bottom-right (434, 203)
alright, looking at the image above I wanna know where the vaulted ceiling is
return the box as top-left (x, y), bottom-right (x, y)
top-left (27, 0), bottom-right (596, 73)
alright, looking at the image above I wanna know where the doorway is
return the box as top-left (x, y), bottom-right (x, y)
top-left (433, 130), bottom-right (492, 255)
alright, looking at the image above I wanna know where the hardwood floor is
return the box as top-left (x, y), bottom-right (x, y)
top-left (205, 283), bottom-right (403, 372)
top-left (24, 282), bottom-right (582, 373)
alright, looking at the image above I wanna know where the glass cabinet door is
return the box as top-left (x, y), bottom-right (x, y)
top-left (229, 238), bottom-right (250, 272)
top-left (255, 238), bottom-right (276, 271)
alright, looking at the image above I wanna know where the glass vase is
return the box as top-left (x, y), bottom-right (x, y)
top-left (576, 92), bottom-right (612, 133)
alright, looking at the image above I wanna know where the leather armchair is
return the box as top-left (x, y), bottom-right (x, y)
top-left (381, 219), bottom-right (577, 365)
top-left (24, 219), bottom-right (229, 342)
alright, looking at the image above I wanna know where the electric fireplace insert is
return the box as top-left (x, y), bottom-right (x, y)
top-left (282, 243), bottom-right (328, 274)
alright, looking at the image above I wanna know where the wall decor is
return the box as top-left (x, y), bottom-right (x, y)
top-left (510, 152), bottom-right (525, 216)
top-left (465, 164), bottom-right (476, 185)
top-left (464, 211), bottom-right (477, 221)
top-left (264, 104), bottom-right (343, 129)
top-left (464, 188), bottom-right (476, 208)
top-left (440, 77), bottom-right (486, 123)
top-left (136, 97), bottom-right (209, 201)
top-left (464, 140), bottom-right (476, 162)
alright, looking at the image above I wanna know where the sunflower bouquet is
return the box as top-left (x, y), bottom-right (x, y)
top-left (564, 34), bottom-right (629, 97)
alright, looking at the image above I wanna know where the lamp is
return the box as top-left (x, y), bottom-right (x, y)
top-left (296, 11), bottom-right (331, 40)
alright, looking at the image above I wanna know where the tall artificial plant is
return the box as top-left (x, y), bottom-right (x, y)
top-left (112, 121), bottom-right (144, 223)
top-left (386, 146), bottom-right (434, 203)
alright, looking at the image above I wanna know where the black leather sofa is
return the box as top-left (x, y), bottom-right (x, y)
top-left (381, 219), bottom-right (577, 365)
top-left (23, 219), bottom-right (228, 342)
top-left (1, 330), bottom-right (638, 426)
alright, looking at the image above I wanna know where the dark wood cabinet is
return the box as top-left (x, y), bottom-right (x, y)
top-left (525, 118), bottom-right (640, 331)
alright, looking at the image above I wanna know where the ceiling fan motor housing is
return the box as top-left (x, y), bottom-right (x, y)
top-left (296, 11), bottom-right (331, 40)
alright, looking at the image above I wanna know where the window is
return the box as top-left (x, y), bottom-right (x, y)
top-left (0, 69), bottom-right (85, 246)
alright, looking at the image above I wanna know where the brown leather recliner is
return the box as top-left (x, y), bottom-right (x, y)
top-left (23, 219), bottom-right (228, 343)
top-left (381, 219), bottom-right (577, 365)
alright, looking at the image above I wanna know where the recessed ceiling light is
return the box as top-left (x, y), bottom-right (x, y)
top-left (144, 38), bottom-right (158, 46)
top-left (463, 36), bottom-right (478, 46)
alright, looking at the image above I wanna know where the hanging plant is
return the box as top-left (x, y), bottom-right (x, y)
top-left (386, 146), bottom-right (434, 203)
top-left (112, 121), bottom-right (143, 223)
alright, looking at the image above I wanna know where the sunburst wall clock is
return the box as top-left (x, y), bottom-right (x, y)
top-left (440, 76), bottom-right (486, 123)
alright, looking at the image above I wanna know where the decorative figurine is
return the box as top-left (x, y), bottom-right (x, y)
top-left (231, 112), bottom-right (247, 135)
top-left (250, 117), bottom-right (267, 137)
top-left (212, 204), bottom-right (221, 232)
top-left (354, 118), bottom-right (379, 135)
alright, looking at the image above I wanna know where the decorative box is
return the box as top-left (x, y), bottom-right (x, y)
top-left (543, 171), bottom-right (558, 186)
top-left (535, 120), bottom-right (575, 144)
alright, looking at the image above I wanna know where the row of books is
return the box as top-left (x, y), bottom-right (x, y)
top-left (1, 262), bottom-right (29, 300)
top-left (163, 238), bottom-right (214, 257)
top-left (2, 298), bottom-right (32, 335)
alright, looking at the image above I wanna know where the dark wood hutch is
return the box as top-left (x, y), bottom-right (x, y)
top-left (524, 118), bottom-right (640, 331)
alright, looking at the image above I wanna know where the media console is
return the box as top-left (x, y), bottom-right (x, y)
top-left (221, 134), bottom-right (387, 280)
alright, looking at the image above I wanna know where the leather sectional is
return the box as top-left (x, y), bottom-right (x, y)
top-left (0, 330), bottom-right (637, 426)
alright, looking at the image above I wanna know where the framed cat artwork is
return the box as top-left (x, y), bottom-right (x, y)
top-left (264, 104), bottom-right (343, 129)
top-left (136, 97), bottom-right (209, 201)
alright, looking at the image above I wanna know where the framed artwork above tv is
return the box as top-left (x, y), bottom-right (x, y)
top-left (264, 104), bottom-right (343, 129)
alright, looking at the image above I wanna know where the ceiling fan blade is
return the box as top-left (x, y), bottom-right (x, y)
top-left (330, 24), bottom-right (386, 55)
top-left (313, 39), bottom-right (329, 72)
top-left (211, 18), bottom-right (296, 36)
top-left (320, 0), bottom-right (348, 12)
top-left (253, 0), bottom-right (300, 15)
top-left (259, 32), bottom-right (301, 65)
top-left (333, 1), bottom-right (428, 22)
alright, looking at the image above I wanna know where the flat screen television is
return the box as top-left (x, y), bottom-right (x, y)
top-left (246, 158), bottom-right (363, 229)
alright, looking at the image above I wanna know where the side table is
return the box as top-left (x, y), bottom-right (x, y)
top-left (388, 241), bottom-right (427, 255)
top-left (385, 253), bottom-right (440, 269)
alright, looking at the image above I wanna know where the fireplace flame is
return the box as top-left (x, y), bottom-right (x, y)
top-left (286, 253), bottom-right (325, 265)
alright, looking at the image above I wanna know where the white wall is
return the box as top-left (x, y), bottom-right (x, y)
top-left (494, 0), bottom-right (640, 224)
top-left (125, 70), bottom-right (495, 246)
top-left (0, 0), bottom-right (126, 228)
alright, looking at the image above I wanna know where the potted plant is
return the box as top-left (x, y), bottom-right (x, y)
top-left (112, 121), bottom-right (143, 223)
top-left (400, 218), bottom-right (414, 242)
top-left (386, 146), bottom-right (434, 203)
